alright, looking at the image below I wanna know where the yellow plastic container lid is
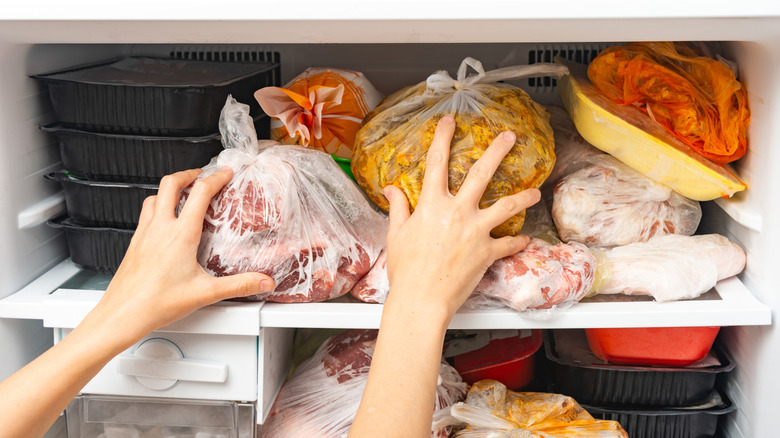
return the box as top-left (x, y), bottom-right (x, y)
top-left (556, 58), bottom-right (746, 201)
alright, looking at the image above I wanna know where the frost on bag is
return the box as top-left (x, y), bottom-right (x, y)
top-left (259, 330), bottom-right (468, 438)
top-left (594, 234), bottom-right (746, 301)
top-left (552, 154), bottom-right (702, 248)
top-left (352, 57), bottom-right (567, 237)
top-left (436, 380), bottom-right (627, 437)
top-left (255, 68), bottom-right (383, 158)
top-left (181, 96), bottom-right (386, 302)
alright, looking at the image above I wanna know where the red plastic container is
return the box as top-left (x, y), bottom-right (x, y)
top-left (452, 330), bottom-right (543, 390)
top-left (584, 327), bottom-right (720, 367)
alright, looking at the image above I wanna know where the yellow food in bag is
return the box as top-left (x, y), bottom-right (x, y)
top-left (557, 58), bottom-right (746, 201)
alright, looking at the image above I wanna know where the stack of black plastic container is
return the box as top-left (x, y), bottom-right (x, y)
top-left (544, 330), bottom-right (735, 438)
top-left (35, 56), bottom-right (278, 273)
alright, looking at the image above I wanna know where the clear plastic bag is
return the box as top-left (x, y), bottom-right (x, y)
top-left (594, 234), bottom-right (746, 301)
top-left (259, 330), bottom-right (468, 438)
top-left (255, 68), bottom-right (383, 159)
top-left (352, 57), bottom-right (567, 237)
top-left (435, 380), bottom-right (627, 437)
top-left (552, 154), bottom-right (702, 248)
top-left (181, 96), bottom-right (387, 302)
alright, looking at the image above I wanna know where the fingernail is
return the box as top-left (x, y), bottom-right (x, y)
top-left (503, 131), bottom-right (516, 142)
top-left (440, 115), bottom-right (455, 124)
top-left (219, 166), bottom-right (233, 174)
top-left (260, 280), bottom-right (274, 293)
top-left (383, 186), bottom-right (393, 201)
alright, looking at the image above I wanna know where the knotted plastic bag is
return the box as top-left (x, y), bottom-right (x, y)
top-left (352, 57), bottom-right (567, 237)
top-left (259, 329), bottom-right (468, 438)
top-left (434, 380), bottom-right (627, 437)
top-left (552, 154), bottom-right (702, 248)
top-left (181, 96), bottom-right (387, 302)
top-left (588, 42), bottom-right (750, 164)
top-left (255, 68), bottom-right (383, 158)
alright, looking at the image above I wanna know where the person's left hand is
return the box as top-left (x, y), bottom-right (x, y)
top-left (82, 167), bottom-right (275, 352)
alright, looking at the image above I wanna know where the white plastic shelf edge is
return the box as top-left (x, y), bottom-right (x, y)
top-left (258, 276), bottom-right (771, 329)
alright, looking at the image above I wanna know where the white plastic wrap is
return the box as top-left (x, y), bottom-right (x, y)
top-left (464, 238), bottom-right (596, 313)
top-left (259, 330), bottom-right (468, 438)
top-left (434, 380), bottom-right (627, 437)
top-left (552, 154), bottom-right (702, 248)
top-left (181, 97), bottom-right (387, 302)
top-left (596, 234), bottom-right (747, 301)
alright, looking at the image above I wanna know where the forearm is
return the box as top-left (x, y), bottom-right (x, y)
top-left (0, 314), bottom-right (127, 438)
top-left (349, 296), bottom-right (451, 438)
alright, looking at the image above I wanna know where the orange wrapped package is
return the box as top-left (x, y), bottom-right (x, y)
top-left (588, 42), bottom-right (750, 164)
top-left (436, 380), bottom-right (628, 437)
top-left (255, 68), bottom-right (383, 158)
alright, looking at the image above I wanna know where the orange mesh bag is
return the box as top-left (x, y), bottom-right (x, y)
top-left (255, 68), bottom-right (383, 158)
top-left (588, 42), bottom-right (750, 164)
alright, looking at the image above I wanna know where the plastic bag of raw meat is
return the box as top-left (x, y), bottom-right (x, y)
top-left (593, 233), bottom-right (746, 301)
top-left (180, 96), bottom-right (387, 302)
top-left (552, 154), bottom-right (702, 248)
top-left (434, 380), bottom-right (627, 437)
top-left (259, 329), bottom-right (468, 438)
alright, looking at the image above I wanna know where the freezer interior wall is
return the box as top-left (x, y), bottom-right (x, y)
top-left (0, 41), bottom-right (777, 438)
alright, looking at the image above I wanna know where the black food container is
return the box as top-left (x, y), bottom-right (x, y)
top-left (545, 330), bottom-right (734, 407)
top-left (48, 217), bottom-right (134, 274)
top-left (45, 172), bottom-right (158, 229)
top-left (583, 390), bottom-right (735, 438)
top-left (32, 57), bottom-right (277, 136)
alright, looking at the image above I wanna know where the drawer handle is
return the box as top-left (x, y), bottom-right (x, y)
top-left (117, 338), bottom-right (228, 390)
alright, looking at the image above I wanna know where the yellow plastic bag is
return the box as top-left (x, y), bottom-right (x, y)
top-left (436, 380), bottom-right (628, 437)
top-left (352, 57), bottom-right (567, 237)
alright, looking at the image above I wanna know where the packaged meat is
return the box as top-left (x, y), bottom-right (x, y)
top-left (434, 380), bottom-right (628, 437)
top-left (551, 155), bottom-right (702, 247)
top-left (352, 57), bottom-right (567, 237)
top-left (181, 96), bottom-right (387, 302)
top-left (542, 104), bottom-right (604, 189)
top-left (464, 238), bottom-right (597, 313)
top-left (557, 58), bottom-right (746, 201)
top-left (588, 42), bottom-right (749, 164)
top-left (594, 234), bottom-right (747, 301)
top-left (255, 68), bottom-right (383, 159)
top-left (259, 329), bottom-right (468, 438)
top-left (351, 237), bottom-right (596, 314)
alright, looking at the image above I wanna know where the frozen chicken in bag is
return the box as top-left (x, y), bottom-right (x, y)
top-left (352, 57), bottom-right (567, 237)
top-left (260, 330), bottom-right (468, 438)
top-left (435, 380), bottom-right (627, 437)
top-left (594, 233), bottom-right (746, 301)
top-left (180, 96), bottom-right (386, 302)
top-left (255, 68), bottom-right (383, 158)
top-left (552, 154), bottom-right (702, 248)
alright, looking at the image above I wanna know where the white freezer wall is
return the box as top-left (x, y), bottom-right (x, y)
top-left (1, 6), bottom-right (780, 438)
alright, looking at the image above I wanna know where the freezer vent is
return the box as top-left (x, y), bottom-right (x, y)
top-left (168, 46), bottom-right (281, 87)
top-left (527, 44), bottom-right (607, 92)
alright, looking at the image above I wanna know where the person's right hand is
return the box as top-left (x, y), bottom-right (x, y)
top-left (382, 115), bottom-right (541, 319)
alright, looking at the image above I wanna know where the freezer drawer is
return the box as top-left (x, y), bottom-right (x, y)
top-left (65, 395), bottom-right (255, 438)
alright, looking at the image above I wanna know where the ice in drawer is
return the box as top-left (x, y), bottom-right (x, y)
top-left (65, 395), bottom-right (255, 438)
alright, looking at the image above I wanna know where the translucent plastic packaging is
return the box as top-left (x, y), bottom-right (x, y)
top-left (181, 96), bottom-right (387, 302)
top-left (552, 155), bottom-right (702, 248)
top-left (260, 330), bottom-right (468, 438)
top-left (434, 380), bottom-right (628, 437)
top-left (595, 234), bottom-right (746, 301)
top-left (255, 68), bottom-right (383, 159)
top-left (588, 42), bottom-right (749, 164)
top-left (352, 57), bottom-right (567, 237)
top-left (350, 236), bottom-right (596, 314)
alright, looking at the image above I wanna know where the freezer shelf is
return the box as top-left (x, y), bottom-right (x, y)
top-left (1, 259), bottom-right (769, 331)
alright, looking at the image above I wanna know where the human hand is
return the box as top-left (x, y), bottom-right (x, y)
top-left (382, 115), bottom-right (541, 319)
top-left (81, 168), bottom-right (275, 352)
